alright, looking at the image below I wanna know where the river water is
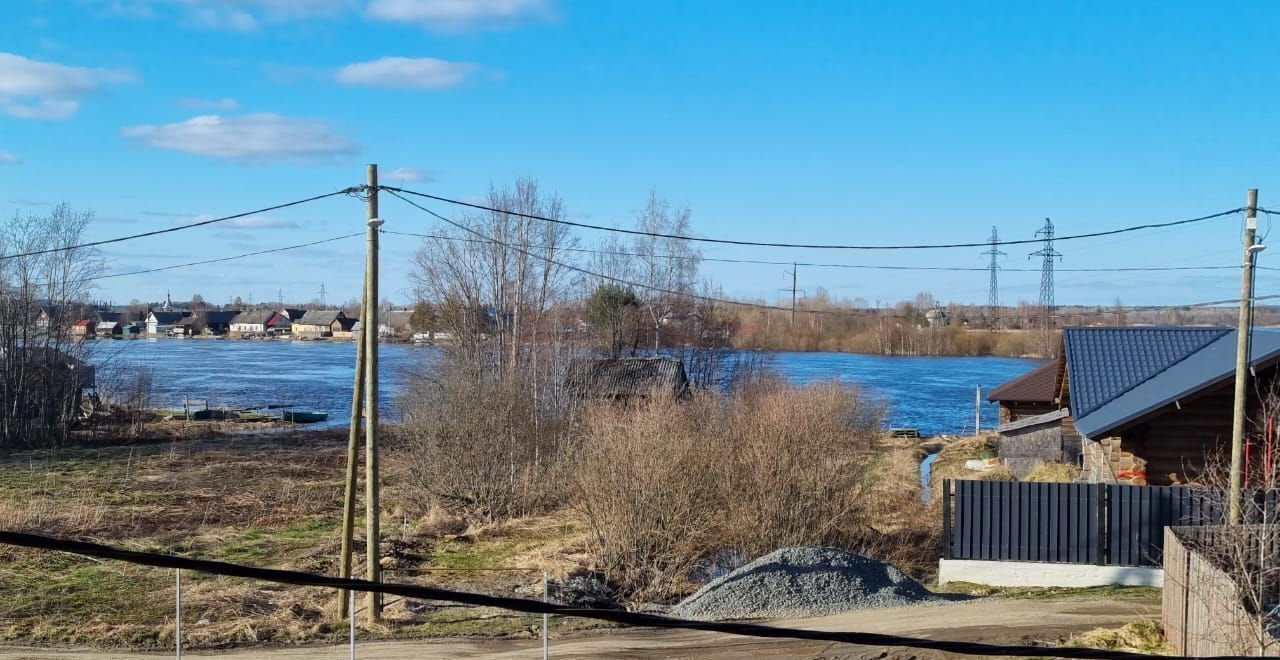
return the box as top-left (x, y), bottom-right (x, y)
top-left (91, 339), bottom-right (1041, 436)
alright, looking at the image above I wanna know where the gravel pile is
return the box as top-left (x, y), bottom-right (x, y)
top-left (669, 546), bottom-right (940, 621)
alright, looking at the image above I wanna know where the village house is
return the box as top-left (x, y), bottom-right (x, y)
top-left (229, 309), bottom-right (273, 335)
top-left (987, 326), bottom-right (1280, 486)
top-left (203, 310), bottom-right (240, 335)
top-left (331, 316), bottom-right (358, 339)
top-left (293, 310), bottom-right (346, 338)
top-left (265, 310), bottom-right (293, 335)
top-left (95, 312), bottom-right (124, 337)
top-left (145, 310), bottom-right (190, 335)
top-left (70, 318), bottom-right (94, 338)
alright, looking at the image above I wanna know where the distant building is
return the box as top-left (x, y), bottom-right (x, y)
top-left (294, 310), bottom-right (346, 337)
top-left (332, 316), bottom-right (358, 339)
top-left (924, 308), bottom-right (950, 327)
top-left (71, 318), bottom-right (94, 338)
top-left (146, 310), bottom-right (190, 335)
top-left (203, 310), bottom-right (240, 335)
top-left (229, 309), bottom-right (273, 334)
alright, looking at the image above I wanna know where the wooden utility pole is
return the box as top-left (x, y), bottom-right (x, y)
top-left (363, 164), bottom-right (384, 621)
top-left (1229, 188), bottom-right (1260, 525)
top-left (791, 263), bottom-right (797, 327)
top-left (336, 276), bottom-right (367, 618)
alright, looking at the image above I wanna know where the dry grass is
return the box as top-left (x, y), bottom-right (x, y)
top-left (1026, 461), bottom-right (1080, 483)
top-left (0, 430), bottom-right (594, 650)
top-left (1064, 619), bottom-right (1170, 654)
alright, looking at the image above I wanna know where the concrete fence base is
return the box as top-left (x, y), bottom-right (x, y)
top-left (938, 559), bottom-right (1163, 588)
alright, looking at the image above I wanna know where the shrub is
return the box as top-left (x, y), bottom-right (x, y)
top-left (399, 353), bottom-right (579, 524)
top-left (575, 380), bottom-right (886, 601)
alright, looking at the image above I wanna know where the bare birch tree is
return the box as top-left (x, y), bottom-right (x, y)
top-left (0, 205), bottom-right (102, 448)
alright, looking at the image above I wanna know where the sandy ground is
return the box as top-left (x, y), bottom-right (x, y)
top-left (0, 596), bottom-right (1160, 660)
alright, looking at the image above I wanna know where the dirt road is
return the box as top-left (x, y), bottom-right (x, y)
top-left (0, 597), bottom-right (1159, 660)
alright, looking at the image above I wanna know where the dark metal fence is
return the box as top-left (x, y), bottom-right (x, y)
top-left (939, 479), bottom-right (1270, 567)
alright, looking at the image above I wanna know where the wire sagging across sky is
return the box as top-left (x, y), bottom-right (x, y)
top-left (385, 189), bottom-right (1274, 323)
top-left (383, 186), bottom-right (1244, 251)
top-left (382, 230), bottom-right (1262, 274)
top-left (92, 233), bottom-right (364, 281)
top-left (0, 187), bottom-right (362, 262)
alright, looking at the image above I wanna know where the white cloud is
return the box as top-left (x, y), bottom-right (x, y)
top-left (0, 52), bottom-right (135, 120)
top-left (100, 1), bottom-right (353, 30)
top-left (336, 57), bottom-right (477, 89)
top-left (366, 0), bottom-right (554, 29)
top-left (0, 151), bottom-right (19, 164)
top-left (387, 167), bottom-right (432, 183)
top-left (176, 97), bottom-right (239, 110)
top-left (122, 113), bottom-right (359, 162)
top-left (224, 215), bottom-right (300, 229)
top-left (166, 213), bottom-right (297, 234)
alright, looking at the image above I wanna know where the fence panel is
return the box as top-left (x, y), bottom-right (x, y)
top-left (945, 481), bottom-right (1251, 567)
top-left (948, 480), bottom-right (1098, 564)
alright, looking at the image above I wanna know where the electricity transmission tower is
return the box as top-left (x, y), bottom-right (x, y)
top-left (980, 226), bottom-right (1006, 327)
top-left (1029, 218), bottom-right (1062, 329)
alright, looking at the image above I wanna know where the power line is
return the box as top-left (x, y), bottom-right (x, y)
top-left (92, 233), bottom-right (364, 281)
top-left (381, 230), bottom-right (1253, 274)
top-left (0, 187), bottom-right (361, 262)
top-left (384, 186), bottom-right (1242, 251)
top-left (0, 530), bottom-right (1207, 660)
top-left (385, 190), bottom-right (1277, 323)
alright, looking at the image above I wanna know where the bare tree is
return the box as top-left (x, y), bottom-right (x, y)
top-left (0, 205), bottom-right (103, 448)
top-left (632, 191), bottom-right (701, 351)
top-left (403, 179), bottom-right (584, 521)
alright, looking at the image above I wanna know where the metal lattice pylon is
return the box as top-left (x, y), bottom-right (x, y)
top-left (1029, 218), bottom-right (1062, 327)
top-left (980, 226), bottom-right (1006, 324)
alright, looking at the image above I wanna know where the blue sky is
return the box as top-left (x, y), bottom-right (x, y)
top-left (2, 0), bottom-right (1278, 308)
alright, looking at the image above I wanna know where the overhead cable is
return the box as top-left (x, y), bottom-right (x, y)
top-left (382, 230), bottom-right (1257, 274)
top-left (0, 530), bottom-right (1210, 660)
top-left (0, 187), bottom-right (361, 262)
top-left (383, 186), bottom-right (1241, 251)
top-left (386, 190), bottom-right (1272, 322)
top-left (93, 233), bottom-right (364, 280)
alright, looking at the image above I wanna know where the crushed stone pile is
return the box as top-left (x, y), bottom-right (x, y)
top-left (669, 546), bottom-right (940, 621)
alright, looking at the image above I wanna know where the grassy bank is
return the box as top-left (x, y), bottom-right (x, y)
top-left (0, 431), bottom-right (601, 650)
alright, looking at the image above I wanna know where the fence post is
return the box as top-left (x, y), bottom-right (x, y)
top-left (941, 479), bottom-right (952, 560)
top-left (1095, 483), bottom-right (1108, 566)
top-left (349, 589), bottom-right (356, 660)
top-left (542, 571), bottom-right (550, 660)
top-left (175, 569), bottom-right (182, 660)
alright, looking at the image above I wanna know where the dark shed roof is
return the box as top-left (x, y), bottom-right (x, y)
top-left (204, 310), bottom-right (240, 325)
top-left (1072, 328), bottom-right (1280, 439)
top-left (987, 361), bottom-right (1057, 403)
top-left (564, 357), bottom-right (689, 400)
top-left (1063, 326), bottom-right (1229, 420)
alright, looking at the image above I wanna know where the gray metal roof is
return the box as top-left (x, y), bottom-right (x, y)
top-left (232, 309), bottom-right (273, 325)
top-left (297, 310), bottom-right (344, 326)
top-left (1063, 326), bottom-right (1229, 419)
top-left (1074, 328), bottom-right (1280, 439)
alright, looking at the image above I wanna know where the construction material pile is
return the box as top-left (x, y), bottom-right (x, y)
top-left (670, 547), bottom-right (940, 621)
